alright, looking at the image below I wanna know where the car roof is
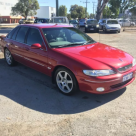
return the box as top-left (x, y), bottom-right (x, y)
top-left (20, 24), bottom-right (73, 29)
top-left (36, 18), bottom-right (49, 19)
top-left (87, 19), bottom-right (97, 21)
top-left (51, 16), bottom-right (67, 18)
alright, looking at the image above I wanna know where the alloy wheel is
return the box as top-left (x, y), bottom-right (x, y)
top-left (56, 71), bottom-right (73, 94)
top-left (5, 49), bottom-right (12, 65)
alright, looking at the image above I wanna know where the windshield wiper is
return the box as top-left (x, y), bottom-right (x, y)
top-left (57, 43), bottom-right (83, 48)
top-left (83, 40), bottom-right (96, 45)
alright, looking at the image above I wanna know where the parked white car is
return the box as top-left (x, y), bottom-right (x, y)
top-left (103, 19), bottom-right (121, 33)
top-left (118, 19), bottom-right (135, 27)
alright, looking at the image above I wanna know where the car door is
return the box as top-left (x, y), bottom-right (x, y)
top-left (126, 20), bottom-right (130, 26)
top-left (23, 27), bottom-right (48, 75)
top-left (10, 26), bottom-right (29, 64)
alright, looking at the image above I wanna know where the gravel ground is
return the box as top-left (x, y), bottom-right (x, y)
top-left (0, 30), bottom-right (136, 136)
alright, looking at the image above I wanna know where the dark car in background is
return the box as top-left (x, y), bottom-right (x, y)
top-left (85, 19), bottom-right (99, 33)
top-left (69, 20), bottom-right (79, 28)
top-left (99, 19), bottom-right (106, 30)
top-left (79, 18), bottom-right (87, 27)
top-left (34, 18), bottom-right (49, 24)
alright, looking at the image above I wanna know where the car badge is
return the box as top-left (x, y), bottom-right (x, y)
top-left (119, 59), bottom-right (123, 62)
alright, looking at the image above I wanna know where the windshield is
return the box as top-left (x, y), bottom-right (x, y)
top-left (70, 20), bottom-right (78, 24)
top-left (107, 20), bottom-right (118, 24)
top-left (42, 27), bottom-right (96, 48)
top-left (50, 18), bottom-right (67, 23)
top-left (87, 20), bottom-right (98, 25)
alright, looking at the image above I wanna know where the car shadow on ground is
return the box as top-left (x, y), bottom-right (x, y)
top-left (0, 58), bottom-right (126, 115)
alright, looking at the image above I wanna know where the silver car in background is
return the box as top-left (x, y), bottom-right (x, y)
top-left (103, 19), bottom-right (121, 33)
top-left (118, 19), bottom-right (135, 27)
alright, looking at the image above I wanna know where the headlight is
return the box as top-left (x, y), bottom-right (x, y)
top-left (133, 58), bottom-right (136, 67)
top-left (96, 25), bottom-right (99, 27)
top-left (85, 25), bottom-right (88, 27)
top-left (83, 70), bottom-right (115, 77)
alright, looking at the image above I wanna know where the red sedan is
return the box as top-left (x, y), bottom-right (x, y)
top-left (0, 24), bottom-right (136, 95)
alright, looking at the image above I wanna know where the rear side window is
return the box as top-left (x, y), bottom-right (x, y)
top-left (11, 27), bottom-right (20, 40)
top-left (26, 28), bottom-right (43, 45)
top-left (7, 27), bottom-right (18, 39)
top-left (16, 27), bottom-right (29, 43)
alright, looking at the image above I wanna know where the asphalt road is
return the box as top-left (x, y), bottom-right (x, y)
top-left (0, 29), bottom-right (136, 136)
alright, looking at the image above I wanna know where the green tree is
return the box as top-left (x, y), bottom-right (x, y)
top-left (11, 0), bottom-right (39, 19)
top-left (108, 0), bottom-right (121, 18)
top-left (70, 4), bottom-right (86, 19)
top-left (67, 14), bottom-right (71, 20)
top-left (130, 7), bottom-right (136, 15)
top-left (59, 5), bottom-right (67, 16)
top-left (103, 6), bottom-right (112, 18)
top-left (90, 13), bottom-right (95, 19)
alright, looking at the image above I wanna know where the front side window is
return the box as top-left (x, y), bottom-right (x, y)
top-left (42, 27), bottom-right (96, 48)
top-left (16, 27), bottom-right (29, 43)
top-left (26, 28), bottom-right (43, 45)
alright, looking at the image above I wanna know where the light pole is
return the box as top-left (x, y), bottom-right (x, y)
top-left (80, 0), bottom-right (90, 18)
top-left (56, 0), bottom-right (59, 16)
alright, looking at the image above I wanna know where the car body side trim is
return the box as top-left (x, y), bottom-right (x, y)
top-left (84, 78), bottom-right (120, 83)
top-left (24, 57), bottom-right (45, 66)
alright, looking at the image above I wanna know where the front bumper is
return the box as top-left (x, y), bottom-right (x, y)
top-left (76, 66), bottom-right (136, 94)
top-left (86, 26), bottom-right (99, 31)
top-left (106, 28), bottom-right (120, 32)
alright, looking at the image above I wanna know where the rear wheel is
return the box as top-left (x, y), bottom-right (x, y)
top-left (55, 67), bottom-right (78, 95)
top-left (5, 48), bottom-right (16, 66)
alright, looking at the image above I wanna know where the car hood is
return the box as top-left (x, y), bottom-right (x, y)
top-left (55, 42), bottom-right (133, 69)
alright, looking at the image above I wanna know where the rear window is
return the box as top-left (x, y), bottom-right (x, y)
top-left (50, 18), bottom-right (67, 23)
top-left (16, 27), bottom-right (29, 43)
top-left (80, 19), bottom-right (85, 22)
top-left (34, 19), bottom-right (49, 23)
top-left (7, 27), bottom-right (18, 39)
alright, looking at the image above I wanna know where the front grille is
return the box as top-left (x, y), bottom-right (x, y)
top-left (88, 25), bottom-right (96, 28)
top-left (110, 79), bottom-right (132, 89)
top-left (111, 27), bottom-right (117, 29)
top-left (118, 64), bottom-right (132, 72)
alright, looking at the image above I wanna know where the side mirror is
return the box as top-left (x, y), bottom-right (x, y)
top-left (31, 43), bottom-right (41, 49)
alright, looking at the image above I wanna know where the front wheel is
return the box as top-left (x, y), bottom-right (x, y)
top-left (55, 67), bottom-right (78, 95)
top-left (5, 48), bottom-right (16, 66)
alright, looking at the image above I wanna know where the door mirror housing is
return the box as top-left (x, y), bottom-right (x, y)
top-left (31, 43), bottom-right (42, 49)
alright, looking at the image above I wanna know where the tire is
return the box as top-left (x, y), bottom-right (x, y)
top-left (4, 48), bottom-right (16, 66)
top-left (96, 29), bottom-right (99, 33)
top-left (103, 27), bottom-right (107, 33)
top-left (118, 30), bottom-right (120, 33)
top-left (85, 28), bottom-right (88, 33)
top-left (54, 67), bottom-right (79, 95)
